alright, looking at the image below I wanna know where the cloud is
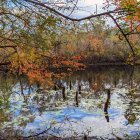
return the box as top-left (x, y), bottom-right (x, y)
top-left (47, 0), bottom-right (105, 18)
top-left (69, 0), bottom-right (105, 18)
top-left (80, 0), bottom-right (104, 6)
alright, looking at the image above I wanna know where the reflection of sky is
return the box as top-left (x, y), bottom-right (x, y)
top-left (3, 69), bottom-right (140, 139)
top-left (12, 82), bottom-right (37, 95)
top-left (22, 106), bottom-right (140, 138)
top-left (7, 85), bottom-right (140, 138)
top-left (23, 107), bottom-right (110, 136)
top-left (10, 83), bottom-right (38, 117)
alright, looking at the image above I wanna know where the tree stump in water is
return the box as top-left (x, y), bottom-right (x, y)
top-left (62, 86), bottom-right (66, 100)
top-left (75, 91), bottom-right (79, 107)
top-left (78, 84), bottom-right (82, 94)
top-left (70, 81), bottom-right (72, 90)
top-left (104, 89), bottom-right (111, 122)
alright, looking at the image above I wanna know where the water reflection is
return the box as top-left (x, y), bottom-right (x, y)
top-left (0, 66), bottom-right (140, 139)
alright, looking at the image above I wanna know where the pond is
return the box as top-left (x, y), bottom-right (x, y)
top-left (0, 66), bottom-right (140, 140)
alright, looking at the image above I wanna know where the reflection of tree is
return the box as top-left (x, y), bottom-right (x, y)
top-left (64, 66), bottom-right (134, 93)
top-left (117, 67), bottom-right (140, 125)
top-left (23, 126), bottom-right (52, 139)
top-left (123, 95), bottom-right (138, 125)
top-left (0, 73), bottom-right (40, 138)
top-left (0, 73), bottom-right (17, 124)
top-left (118, 90), bottom-right (140, 126)
top-left (125, 109), bottom-right (136, 125)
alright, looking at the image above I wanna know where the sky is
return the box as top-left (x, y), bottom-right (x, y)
top-left (48, 0), bottom-right (105, 18)
top-left (66, 0), bottom-right (105, 18)
top-left (47, 0), bottom-right (114, 25)
top-left (79, 0), bottom-right (104, 6)
top-left (68, 0), bottom-right (114, 26)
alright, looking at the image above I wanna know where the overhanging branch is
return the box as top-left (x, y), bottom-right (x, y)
top-left (108, 13), bottom-right (135, 64)
top-left (24, 0), bottom-right (124, 21)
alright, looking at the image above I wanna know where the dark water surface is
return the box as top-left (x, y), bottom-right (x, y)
top-left (0, 66), bottom-right (140, 140)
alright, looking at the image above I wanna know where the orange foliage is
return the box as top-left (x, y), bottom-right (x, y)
top-left (105, 0), bottom-right (140, 32)
top-left (10, 47), bottom-right (85, 86)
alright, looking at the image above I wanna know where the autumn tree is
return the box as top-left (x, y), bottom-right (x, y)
top-left (104, 0), bottom-right (140, 63)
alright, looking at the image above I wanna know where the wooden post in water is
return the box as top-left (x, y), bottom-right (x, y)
top-left (78, 84), bottom-right (82, 94)
top-left (54, 85), bottom-right (56, 91)
top-left (70, 81), bottom-right (72, 90)
top-left (62, 86), bottom-right (66, 100)
top-left (75, 91), bottom-right (79, 107)
top-left (104, 89), bottom-right (111, 122)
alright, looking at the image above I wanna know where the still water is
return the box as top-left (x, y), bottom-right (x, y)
top-left (0, 66), bottom-right (140, 140)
